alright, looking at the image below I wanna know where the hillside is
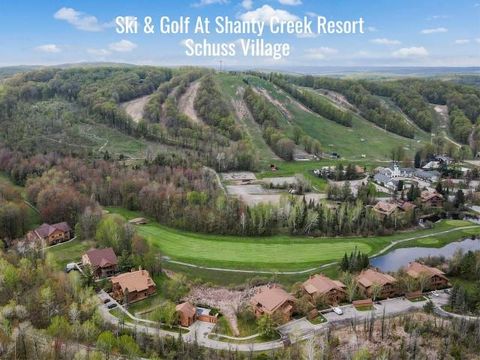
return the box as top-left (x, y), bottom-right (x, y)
top-left (1, 66), bottom-right (478, 167)
top-left (238, 74), bottom-right (428, 160)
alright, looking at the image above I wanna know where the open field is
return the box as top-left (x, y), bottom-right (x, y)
top-left (107, 207), bottom-right (480, 272)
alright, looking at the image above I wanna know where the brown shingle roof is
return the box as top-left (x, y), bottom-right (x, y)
top-left (373, 201), bottom-right (398, 216)
top-left (84, 248), bottom-right (118, 268)
top-left (303, 274), bottom-right (345, 295)
top-left (33, 222), bottom-right (71, 238)
top-left (250, 285), bottom-right (294, 312)
top-left (176, 302), bottom-right (196, 317)
top-left (405, 262), bottom-right (447, 279)
top-left (357, 269), bottom-right (396, 288)
top-left (111, 270), bottom-right (155, 293)
top-left (421, 190), bottom-right (443, 202)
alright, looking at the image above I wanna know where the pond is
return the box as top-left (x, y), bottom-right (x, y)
top-left (370, 238), bottom-right (480, 272)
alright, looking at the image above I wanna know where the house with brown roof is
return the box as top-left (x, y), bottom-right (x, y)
top-left (176, 302), bottom-right (196, 327)
top-left (26, 222), bottom-right (71, 246)
top-left (373, 201), bottom-right (398, 218)
top-left (405, 262), bottom-right (449, 290)
top-left (420, 190), bottom-right (444, 208)
top-left (357, 269), bottom-right (398, 299)
top-left (302, 274), bottom-right (346, 305)
top-left (111, 269), bottom-right (156, 304)
top-left (82, 248), bottom-right (118, 278)
top-left (250, 285), bottom-right (295, 323)
top-left (396, 200), bottom-right (416, 212)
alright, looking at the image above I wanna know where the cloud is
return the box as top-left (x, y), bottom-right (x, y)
top-left (35, 44), bottom-right (61, 53)
top-left (420, 27), bottom-right (448, 34)
top-left (192, 0), bottom-right (228, 7)
top-left (392, 46), bottom-right (428, 58)
top-left (108, 40), bottom-right (137, 52)
top-left (304, 47), bottom-right (338, 60)
top-left (278, 0), bottom-right (302, 5)
top-left (476, 38), bottom-right (480, 44)
top-left (54, 7), bottom-right (107, 32)
top-left (239, 5), bottom-right (299, 22)
top-left (370, 38), bottom-right (401, 45)
top-left (241, 0), bottom-right (253, 10)
top-left (87, 48), bottom-right (111, 56)
top-left (454, 39), bottom-right (470, 44)
top-left (427, 15), bottom-right (449, 20)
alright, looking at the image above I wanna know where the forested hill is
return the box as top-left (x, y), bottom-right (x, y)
top-left (1, 65), bottom-right (479, 168)
top-left (0, 66), bottom-right (258, 172)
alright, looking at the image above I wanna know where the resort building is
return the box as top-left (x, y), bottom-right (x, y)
top-left (420, 190), bottom-right (444, 208)
top-left (111, 269), bottom-right (156, 304)
top-left (357, 269), bottom-right (398, 299)
top-left (302, 274), bottom-right (346, 305)
top-left (176, 302), bottom-right (197, 327)
top-left (250, 285), bottom-right (295, 323)
top-left (26, 222), bottom-right (71, 246)
top-left (405, 262), bottom-right (449, 290)
top-left (82, 247), bottom-right (118, 278)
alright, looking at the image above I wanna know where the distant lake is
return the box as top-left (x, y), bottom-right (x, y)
top-left (370, 238), bottom-right (480, 272)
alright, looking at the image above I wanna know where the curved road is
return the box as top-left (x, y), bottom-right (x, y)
top-left (98, 291), bottom-right (477, 352)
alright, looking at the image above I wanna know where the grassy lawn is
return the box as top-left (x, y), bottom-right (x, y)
top-left (408, 296), bottom-right (427, 303)
top-left (125, 274), bottom-right (168, 315)
top-left (309, 314), bottom-right (327, 325)
top-left (47, 239), bottom-right (93, 269)
top-left (214, 315), bottom-right (259, 338)
top-left (355, 305), bottom-right (374, 311)
top-left (107, 207), bottom-right (479, 272)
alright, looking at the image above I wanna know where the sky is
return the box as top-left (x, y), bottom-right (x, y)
top-left (0, 0), bottom-right (479, 67)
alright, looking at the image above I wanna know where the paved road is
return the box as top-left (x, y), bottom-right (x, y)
top-left (97, 291), bottom-right (473, 352)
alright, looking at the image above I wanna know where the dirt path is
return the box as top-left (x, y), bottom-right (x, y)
top-left (253, 87), bottom-right (293, 121)
top-left (121, 94), bottom-right (152, 123)
top-left (178, 80), bottom-right (202, 124)
top-left (432, 104), bottom-right (463, 148)
top-left (316, 88), bottom-right (355, 111)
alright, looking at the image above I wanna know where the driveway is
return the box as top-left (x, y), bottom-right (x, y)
top-left (323, 296), bottom-right (429, 324)
top-left (278, 318), bottom-right (315, 338)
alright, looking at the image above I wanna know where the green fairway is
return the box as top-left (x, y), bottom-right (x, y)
top-left (108, 207), bottom-right (480, 272)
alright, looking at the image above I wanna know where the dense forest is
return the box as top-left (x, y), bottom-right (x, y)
top-left (0, 145), bottom-right (424, 241)
top-left (194, 75), bottom-right (242, 140)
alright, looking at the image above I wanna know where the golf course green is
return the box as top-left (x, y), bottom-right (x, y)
top-left (107, 207), bottom-right (480, 271)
